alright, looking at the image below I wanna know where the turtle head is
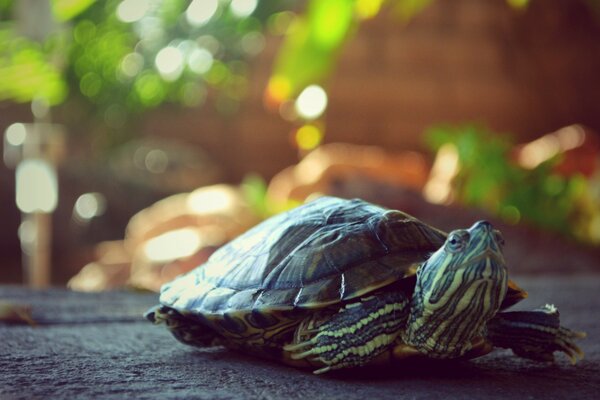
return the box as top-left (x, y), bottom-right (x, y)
top-left (404, 220), bottom-right (509, 358)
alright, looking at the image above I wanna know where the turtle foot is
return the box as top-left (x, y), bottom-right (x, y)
top-left (487, 304), bottom-right (586, 364)
top-left (285, 292), bottom-right (409, 374)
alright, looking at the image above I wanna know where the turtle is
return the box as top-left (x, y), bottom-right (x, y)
top-left (146, 196), bottom-right (585, 374)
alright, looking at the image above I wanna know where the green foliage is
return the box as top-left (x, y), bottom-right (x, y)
top-left (51, 0), bottom-right (95, 21)
top-left (271, 0), bottom-right (358, 99)
top-left (0, 30), bottom-right (68, 105)
top-left (0, 0), bottom-right (289, 128)
top-left (426, 125), bottom-right (587, 236)
top-left (241, 173), bottom-right (301, 219)
top-left (64, 0), bottom-right (287, 120)
top-left (241, 173), bottom-right (269, 219)
top-left (1, 0), bottom-right (598, 139)
top-left (270, 0), bottom-right (440, 101)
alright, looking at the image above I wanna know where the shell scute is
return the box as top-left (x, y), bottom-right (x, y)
top-left (159, 196), bottom-right (446, 315)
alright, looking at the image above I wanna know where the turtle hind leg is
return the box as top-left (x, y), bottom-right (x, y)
top-left (486, 304), bottom-right (586, 364)
top-left (145, 305), bottom-right (221, 347)
top-left (285, 291), bottom-right (410, 374)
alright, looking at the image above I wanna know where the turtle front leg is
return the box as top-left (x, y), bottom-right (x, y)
top-left (284, 292), bottom-right (410, 374)
top-left (486, 304), bottom-right (586, 363)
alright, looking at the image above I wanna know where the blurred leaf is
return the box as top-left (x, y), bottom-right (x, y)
top-left (241, 173), bottom-right (269, 218)
top-left (0, 31), bottom-right (68, 104)
top-left (310, 0), bottom-right (355, 49)
top-left (271, 0), bottom-right (357, 100)
top-left (52, 0), bottom-right (96, 21)
top-left (355, 0), bottom-right (384, 19)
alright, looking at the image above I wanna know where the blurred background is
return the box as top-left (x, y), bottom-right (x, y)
top-left (1, 0), bottom-right (599, 291)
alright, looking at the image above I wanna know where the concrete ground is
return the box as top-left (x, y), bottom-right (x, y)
top-left (1, 275), bottom-right (599, 400)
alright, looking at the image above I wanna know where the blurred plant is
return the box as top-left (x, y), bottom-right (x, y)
top-left (0, 0), bottom-right (292, 142)
top-left (66, 0), bottom-right (290, 117)
top-left (268, 0), bottom-right (600, 152)
top-left (1, 0), bottom-right (599, 149)
top-left (0, 0), bottom-right (68, 106)
top-left (240, 173), bottom-right (269, 219)
top-left (425, 124), bottom-right (590, 240)
top-left (266, 0), bottom-right (435, 110)
top-left (241, 173), bottom-right (300, 219)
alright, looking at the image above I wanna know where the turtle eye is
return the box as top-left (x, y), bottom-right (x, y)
top-left (446, 230), bottom-right (469, 253)
top-left (494, 230), bottom-right (505, 247)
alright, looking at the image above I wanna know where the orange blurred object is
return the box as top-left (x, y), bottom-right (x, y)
top-left (513, 125), bottom-right (600, 177)
top-left (267, 143), bottom-right (430, 208)
top-left (68, 241), bottom-right (131, 292)
top-left (69, 184), bottom-right (260, 292)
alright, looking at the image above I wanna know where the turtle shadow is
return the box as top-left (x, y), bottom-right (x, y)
top-left (177, 346), bottom-right (588, 383)
top-left (322, 359), bottom-right (490, 381)
top-left (324, 353), bottom-right (590, 382)
top-left (188, 347), bottom-right (488, 380)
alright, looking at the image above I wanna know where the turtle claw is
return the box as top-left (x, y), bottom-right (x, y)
top-left (283, 338), bottom-right (316, 353)
top-left (313, 366), bottom-right (332, 375)
top-left (290, 348), bottom-right (318, 360)
top-left (555, 327), bottom-right (586, 364)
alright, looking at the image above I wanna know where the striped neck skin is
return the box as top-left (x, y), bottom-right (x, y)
top-left (403, 221), bottom-right (508, 358)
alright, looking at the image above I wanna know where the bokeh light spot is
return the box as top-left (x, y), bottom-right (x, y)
top-left (186, 0), bottom-right (219, 27)
top-left (266, 76), bottom-right (292, 106)
top-left (295, 124), bottom-right (323, 150)
top-left (295, 85), bottom-right (328, 120)
top-left (116, 0), bottom-right (151, 23)
top-left (120, 52), bottom-right (144, 78)
top-left (145, 149), bottom-right (169, 173)
top-left (230, 0), bottom-right (258, 18)
top-left (5, 123), bottom-right (27, 146)
top-left (80, 72), bottom-right (102, 97)
top-left (155, 46), bottom-right (184, 81)
top-left (16, 159), bottom-right (58, 213)
top-left (241, 32), bottom-right (265, 55)
top-left (74, 193), bottom-right (107, 220)
top-left (187, 47), bottom-right (213, 74)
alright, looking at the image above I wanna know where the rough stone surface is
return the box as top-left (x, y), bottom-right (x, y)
top-left (1, 276), bottom-right (599, 399)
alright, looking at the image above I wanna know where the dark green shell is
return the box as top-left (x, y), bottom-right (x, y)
top-left (159, 196), bottom-right (447, 315)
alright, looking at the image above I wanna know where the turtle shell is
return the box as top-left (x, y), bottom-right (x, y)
top-left (160, 196), bottom-right (447, 316)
